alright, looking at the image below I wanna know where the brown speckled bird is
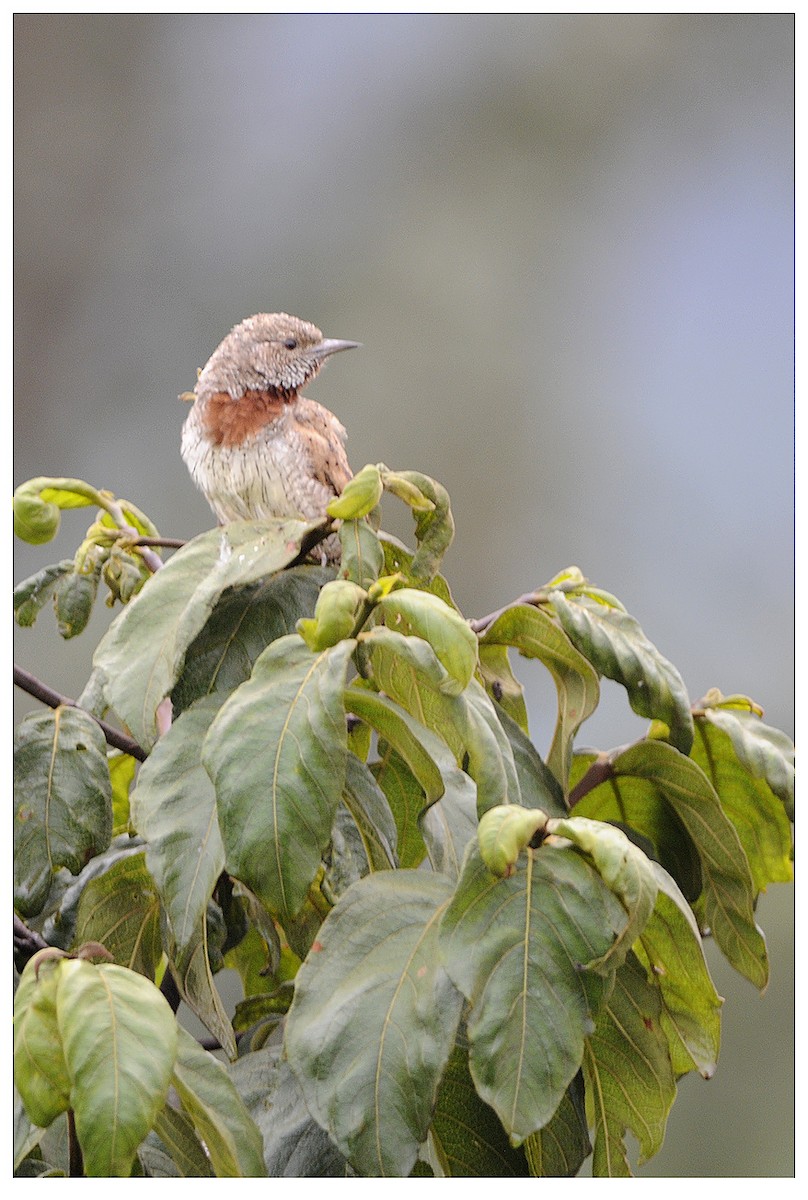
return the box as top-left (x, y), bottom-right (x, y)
top-left (181, 312), bottom-right (358, 557)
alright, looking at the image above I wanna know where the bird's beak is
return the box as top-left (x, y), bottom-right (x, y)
top-left (310, 338), bottom-right (360, 359)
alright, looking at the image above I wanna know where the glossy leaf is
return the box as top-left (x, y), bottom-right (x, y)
top-left (523, 1074), bottom-right (591, 1177)
top-left (93, 518), bottom-right (323, 749)
top-left (286, 871), bottom-right (463, 1177)
top-left (584, 952), bottom-right (676, 1176)
top-left (56, 959), bottom-right (178, 1176)
top-left (204, 635), bottom-right (354, 921)
top-left (131, 696), bottom-right (225, 952)
top-left (14, 707), bottom-right (112, 916)
top-left (171, 565), bottom-right (330, 715)
top-left (74, 851), bottom-right (162, 978)
top-left (440, 842), bottom-right (627, 1144)
top-left (480, 604), bottom-right (600, 788)
top-left (549, 589), bottom-right (694, 755)
top-left (171, 1028), bottom-right (266, 1177)
top-left (691, 716), bottom-right (793, 892)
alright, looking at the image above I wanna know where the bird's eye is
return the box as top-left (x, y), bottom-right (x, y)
top-left (283, 338), bottom-right (297, 350)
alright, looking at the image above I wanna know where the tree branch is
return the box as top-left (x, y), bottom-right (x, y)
top-left (14, 664), bottom-right (148, 762)
top-left (469, 590), bottom-right (542, 635)
top-left (568, 755), bottom-right (615, 807)
top-left (133, 536), bottom-right (186, 550)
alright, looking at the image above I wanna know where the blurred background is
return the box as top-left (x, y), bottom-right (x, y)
top-left (14, 13), bottom-right (793, 1176)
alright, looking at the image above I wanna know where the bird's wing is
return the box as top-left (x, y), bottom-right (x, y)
top-left (294, 397), bottom-right (352, 496)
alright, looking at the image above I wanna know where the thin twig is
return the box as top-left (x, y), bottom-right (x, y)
top-left (133, 536), bottom-right (186, 549)
top-left (469, 590), bottom-right (542, 635)
top-left (14, 915), bottom-right (48, 969)
top-left (13, 664), bottom-right (148, 762)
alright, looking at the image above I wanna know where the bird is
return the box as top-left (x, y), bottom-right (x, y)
top-left (180, 312), bottom-right (358, 560)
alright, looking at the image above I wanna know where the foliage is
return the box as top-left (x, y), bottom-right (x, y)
top-left (13, 467), bottom-right (794, 1177)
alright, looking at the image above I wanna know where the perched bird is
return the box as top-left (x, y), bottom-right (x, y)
top-left (181, 312), bottom-right (358, 558)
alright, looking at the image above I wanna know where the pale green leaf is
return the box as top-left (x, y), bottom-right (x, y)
top-left (14, 961), bottom-right (72, 1129)
top-left (74, 851), bottom-right (162, 977)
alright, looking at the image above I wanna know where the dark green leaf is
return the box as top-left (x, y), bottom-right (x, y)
top-left (339, 518), bottom-right (385, 589)
top-left (151, 1104), bottom-right (215, 1177)
top-left (229, 1044), bottom-right (354, 1177)
top-left (477, 642), bottom-right (529, 732)
top-left (523, 1074), bottom-right (591, 1177)
top-left (380, 534), bottom-right (458, 606)
top-left (131, 696), bottom-right (225, 953)
top-left (172, 1028), bottom-right (266, 1177)
top-left (93, 518), bottom-right (323, 749)
top-left (372, 750), bottom-right (429, 869)
top-left (204, 635), bottom-right (354, 922)
top-left (549, 589), bottom-right (694, 755)
top-left (13, 560), bottom-right (74, 627)
top-left (54, 568), bottom-right (99, 639)
top-left (497, 704), bottom-right (567, 818)
top-left (345, 686), bottom-right (445, 809)
top-left (480, 604), bottom-right (600, 789)
top-left (74, 851), bottom-right (162, 977)
top-left (166, 910), bottom-right (236, 1060)
top-left (440, 842), bottom-right (627, 1144)
top-left (584, 952), bottom-right (676, 1176)
top-left (342, 754), bottom-right (398, 870)
top-left (14, 707), bottom-right (112, 917)
top-left (286, 871), bottom-right (463, 1177)
top-left (429, 1039), bottom-right (530, 1176)
top-left (172, 565), bottom-right (331, 714)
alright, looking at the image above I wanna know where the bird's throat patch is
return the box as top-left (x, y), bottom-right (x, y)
top-left (203, 389), bottom-right (290, 447)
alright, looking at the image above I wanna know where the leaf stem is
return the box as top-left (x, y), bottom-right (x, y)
top-left (469, 591), bottom-right (542, 635)
top-left (567, 755), bottom-right (615, 808)
top-left (13, 664), bottom-right (148, 762)
top-left (67, 1109), bottom-right (84, 1177)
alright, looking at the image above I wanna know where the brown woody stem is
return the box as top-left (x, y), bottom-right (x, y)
top-left (13, 664), bottom-right (147, 762)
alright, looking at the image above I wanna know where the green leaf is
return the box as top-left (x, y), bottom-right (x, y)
top-left (13, 477), bottom-right (102, 544)
top-left (697, 698), bottom-right (795, 821)
top-left (583, 952), bottom-right (676, 1176)
top-left (546, 816), bottom-right (658, 970)
top-left (109, 752), bottom-right (137, 836)
top-left (14, 960), bottom-right (72, 1129)
top-left (372, 750), bottom-right (429, 869)
top-left (74, 851), bottom-right (162, 978)
top-left (440, 841), bottom-right (627, 1144)
top-left (477, 804), bottom-right (548, 878)
top-left (429, 1040), bottom-right (530, 1176)
top-left (13, 561), bottom-right (74, 627)
top-left (384, 470), bottom-right (454, 582)
top-left (171, 564), bottom-right (331, 715)
top-left (635, 863), bottom-right (722, 1078)
top-left (549, 588), bottom-right (694, 755)
top-left (131, 696), bottom-right (225, 953)
top-left (297, 579), bottom-right (368, 650)
top-left (477, 642), bottom-right (529, 732)
top-left (523, 1074), bottom-right (591, 1177)
top-left (342, 754), bottom-right (398, 871)
top-left (480, 604), bottom-right (600, 789)
top-left (345, 686), bottom-right (445, 808)
top-left (326, 462), bottom-right (384, 519)
top-left (93, 518), bottom-right (323, 749)
top-left (14, 707), bottom-right (112, 917)
top-left (54, 568), bottom-right (99, 639)
top-left (611, 741), bottom-right (768, 989)
top-left (204, 635), bottom-right (354, 921)
top-left (151, 1105), bottom-right (214, 1177)
top-left (497, 704), bottom-right (568, 818)
top-left (376, 588), bottom-right (478, 694)
top-left (285, 871), bottom-right (463, 1177)
top-left (380, 534), bottom-right (457, 607)
top-left (339, 518), bottom-right (385, 589)
top-left (166, 911), bottom-right (236, 1060)
top-left (171, 1028), bottom-right (266, 1177)
top-left (691, 717), bottom-right (793, 892)
top-left (229, 1044), bottom-right (354, 1177)
top-left (56, 958), bottom-right (178, 1176)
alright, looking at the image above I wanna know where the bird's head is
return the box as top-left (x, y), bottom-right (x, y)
top-left (195, 312), bottom-right (359, 401)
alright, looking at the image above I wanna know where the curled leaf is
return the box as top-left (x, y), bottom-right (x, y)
top-left (326, 463), bottom-right (383, 520)
top-left (377, 587), bottom-right (477, 694)
top-left (297, 579), bottom-right (368, 650)
top-left (477, 804), bottom-right (548, 877)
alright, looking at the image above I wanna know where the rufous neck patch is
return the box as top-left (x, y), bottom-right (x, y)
top-left (202, 389), bottom-right (293, 447)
